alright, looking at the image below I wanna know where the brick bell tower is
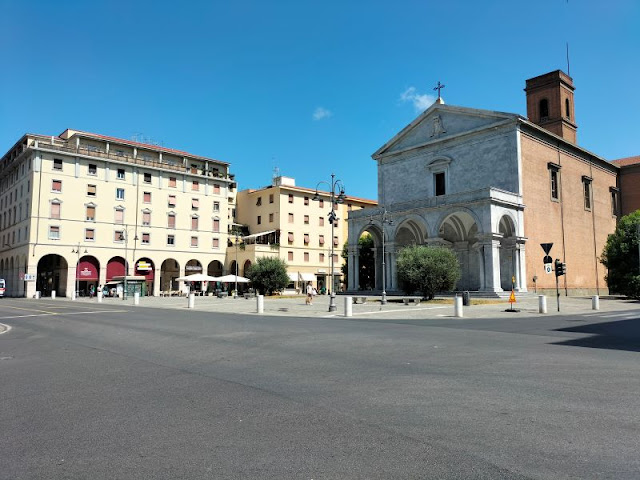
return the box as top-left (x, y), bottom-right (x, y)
top-left (524, 70), bottom-right (577, 144)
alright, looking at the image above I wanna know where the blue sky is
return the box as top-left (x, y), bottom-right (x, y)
top-left (1, 0), bottom-right (638, 200)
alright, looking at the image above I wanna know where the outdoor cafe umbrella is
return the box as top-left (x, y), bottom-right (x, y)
top-left (175, 273), bottom-right (220, 282)
top-left (214, 274), bottom-right (250, 283)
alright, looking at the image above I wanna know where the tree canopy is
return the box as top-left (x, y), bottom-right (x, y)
top-left (601, 210), bottom-right (640, 298)
top-left (245, 256), bottom-right (290, 295)
top-left (396, 245), bottom-right (461, 299)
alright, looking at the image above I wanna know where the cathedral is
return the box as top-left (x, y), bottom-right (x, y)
top-left (347, 70), bottom-right (619, 296)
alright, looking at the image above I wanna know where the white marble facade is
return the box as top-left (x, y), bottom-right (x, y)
top-left (347, 101), bottom-right (528, 294)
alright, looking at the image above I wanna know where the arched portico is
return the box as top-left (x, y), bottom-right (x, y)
top-left (37, 254), bottom-right (69, 297)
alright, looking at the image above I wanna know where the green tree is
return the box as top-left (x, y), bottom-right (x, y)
top-left (341, 234), bottom-right (375, 290)
top-left (396, 245), bottom-right (461, 299)
top-left (246, 257), bottom-right (290, 295)
top-left (601, 210), bottom-right (640, 298)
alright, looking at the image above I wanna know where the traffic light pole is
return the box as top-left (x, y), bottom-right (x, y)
top-left (556, 272), bottom-right (560, 312)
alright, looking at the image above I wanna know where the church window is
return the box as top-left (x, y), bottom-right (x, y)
top-left (539, 99), bottom-right (549, 120)
top-left (434, 172), bottom-right (446, 196)
top-left (565, 99), bottom-right (571, 120)
top-left (548, 163), bottom-right (561, 201)
top-left (582, 176), bottom-right (592, 210)
top-left (610, 188), bottom-right (620, 217)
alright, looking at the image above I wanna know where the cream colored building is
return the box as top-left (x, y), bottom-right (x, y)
top-left (234, 176), bottom-right (376, 293)
top-left (0, 129), bottom-right (236, 297)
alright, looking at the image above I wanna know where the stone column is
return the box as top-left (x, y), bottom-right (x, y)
top-left (153, 267), bottom-right (161, 296)
top-left (373, 246), bottom-right (380, 290)
top-left (354, 245), bottom-right (360, 290)
top-left (347, 246), bottom-right (356, 291)
top-left (480, 237), bottom-right (503, 292)
top-left (387, 242), bottom-right (397, 292)
top-left (516, 239), bottom-right (528, 292)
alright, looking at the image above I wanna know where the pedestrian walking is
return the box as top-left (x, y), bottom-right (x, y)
top-left (306, 282), bottom-right (314, 305)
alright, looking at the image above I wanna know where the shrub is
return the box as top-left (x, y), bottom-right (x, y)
top-left (246, 257), bottom-right (290, 295)
top-left (601, 210), bottom-right (640, 298)
top-left (396, 245), bottom-right (461, 299)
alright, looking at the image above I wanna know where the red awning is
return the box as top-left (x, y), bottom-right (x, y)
top-left (77, 257), bottom-right (99, 281)
top-left (106, 258), bottom-right (125, 281)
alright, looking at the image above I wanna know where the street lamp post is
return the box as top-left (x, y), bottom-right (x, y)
top-left (71, 242), bottom-right (88, 299)
top-left (234, 230), bottom-right (239, 298)
top-left (119, 227), bottom-right (138, 300)
top-left (368, 207), bottom-right (393, 305)
top-left (313, 173), bottom-right (346, 312)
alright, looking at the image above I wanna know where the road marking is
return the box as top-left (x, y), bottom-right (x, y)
top-left (0, 323), bottom-right (11, 334)
top-left (325, 306), bottom-right (449, 317)
top-left (0, 310), bottom-right (129, 320)
top-left (0, 304), bottom-right (59, 315)
top-left (599, 313), bottom-right (639, 318)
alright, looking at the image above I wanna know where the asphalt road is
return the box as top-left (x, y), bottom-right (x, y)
top-left (1, 299), bottom-right (639, 479)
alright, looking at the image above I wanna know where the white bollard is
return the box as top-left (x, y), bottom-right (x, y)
top-left (134, 292), bottom-right (140, 305)
top-left (188, 293), bottom-right (195, 309)
top-left (539, 295), bottom-right (547, 314)
top-left (256, 294), bottom-right (264, 314)
top-left (35, 291), bottom-right (41, 299)
top-left (344, 296), bottom-right (353, 317)
top-left (454, 296), bottom-right (463, 317)
top-left (72, 291), bottom-right (77, 301)
top-left (97, 291), bottom-right (103, 303)
top-left (592, 295), bottom-right (599, 310)
top-left (51, 290), bottom-right (56, 299)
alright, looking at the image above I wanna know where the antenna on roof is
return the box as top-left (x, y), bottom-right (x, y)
top-left (566, 42), bottom-right (570, 76)
top-left (272, 160), bottom-right (279, 182)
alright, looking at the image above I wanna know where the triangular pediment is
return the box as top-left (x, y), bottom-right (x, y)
top-left (373, 104), bottom-right (519, 159)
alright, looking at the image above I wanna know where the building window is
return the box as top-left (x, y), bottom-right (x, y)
top-left (288, 232), bottom-right (294, 244)
top-left (142, 233), bottom-right (150, 245)
top-left (319, 253), bottom-right (325, 262)
top-left (191, 236), bottom-right (198, 247)
top-left (143, 192), bottom-right (151, 203)
top-left (304, 233), bottom-right (310, 244)
top-left (288, 194), bottom-right (294, 204)
top-left (269, 194), bottom-right (274, 204)
top-left (86, 205), bottom-right (95, 221)
top-left (434, 172), bottom-right (446, 196)
top-left (319, 199), bottom-right (324, 208)
top-left (169, 177), bottom-right (177, 188)
top-left (116, 188), bottom-right (125, 200)
top-left (304, 215), bottom-right (309, 224)
top-left (88, 164), bottom-right (97, 175)
top-left (288, 251), bottom-right (293, 261)
top-left (304, 196), bottom-right (309, 206)
top-left (304, 252), bottom-right (309, 262)
top-left (257, 215), bottom-right (262, 225)
top-left (87, 184), bottom-right (96, 196)
top-left (212, 218), bottom-right (220, 232)
top-left (191, 216), bottom-right (199, 231)
top-left (212, 238), bottom-right (220, 249)
top-left (114, 230), bottom-right (124, 242)
top-left (50, 202), bottom-right (61, 219)
top-left (611, 188), bottom-right (620, 217)
top-left (213, 201), bottom-right (220, 212)
top-left (582, 177), bottom-right (592, 210)
top-left (256, 197), bottom-right (262, 206)
top-left (168, 195), bottom-right (176, 207)
top-left (319, 235), bottom-right (325, 245)
top-left (49, 225), bottom-right (60, 239)
top-left (85, 228), bottom-right (95, 241)
top-left (565, 98), bottom-right (571, 120)
top-left (213, 184), bottom-right (220, 194)
top-left (333, 236), bottom-right (339, 247)
top-left (548, 163), bottom-right (561, 201)
top-left (269, 213), bottom-right (274, 222)
top-left (144, 172), bottom-right (152, 183)
top-left (142, 211), bottom-right (151, 226)
top-left (192, 180), bottom-right (199, 191)
top-left (319, 216), bottom-right (324, 227)
top-left (288, 213), bottom-right (294, 223)
top-left (53, 158), bottom-right (63, 170)
top-left (167, 235), bottom-right (175, 246)
top-left (333, 254), bottom-right (338, 262)
top-left (168, 213), bottom-right (176, 229)
top-left (192, 198), bottom-right (199, 210)
top-left (52, 180), bottom-right (62, 192)
top-left (539, 98), bottom-right (549, 119)
top-left (117, 168), bottom-right (125, 180)
top-left (115, 208), bottom-right (124, 224)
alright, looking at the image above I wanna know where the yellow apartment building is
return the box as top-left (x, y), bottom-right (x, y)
top-left (0, 129), bottom-right (236, 297)
top-left (233, 176), bottom-right (377, 293)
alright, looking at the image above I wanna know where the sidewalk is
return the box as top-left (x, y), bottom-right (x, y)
top-left (61, 293), bottom-right (640, 320)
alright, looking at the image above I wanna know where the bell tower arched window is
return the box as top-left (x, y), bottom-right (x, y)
top-left (539, 99), bottom-right (549, 120)
top-left (565, 98), bottom-right (571, 120)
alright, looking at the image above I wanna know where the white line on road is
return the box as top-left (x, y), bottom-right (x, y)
top-left (0, 323), bottom-right (11, 334)
top-left (0, 310), bottom-right (129, 320)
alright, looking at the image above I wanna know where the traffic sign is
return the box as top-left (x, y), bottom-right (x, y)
top-left (509, 290), bottom-right (516, 303)
top-left (543, 255), bottom-right (553, 264)
top-left (544, 263), bottom-right (553, 274)
top-left (540, 243), bottom-right (553, 255)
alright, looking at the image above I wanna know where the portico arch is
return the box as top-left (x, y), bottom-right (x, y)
top-left (37, 254), bottom-right (69, 297)
top-left (437, 211), bottom-right (482, 290)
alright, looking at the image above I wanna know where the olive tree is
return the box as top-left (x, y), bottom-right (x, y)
top-left (601, 210), bottom-right (640, 298)
top-left (246, 257), bottom-right (290, 295)
top-left (396, 245), bottom-right (461, 299)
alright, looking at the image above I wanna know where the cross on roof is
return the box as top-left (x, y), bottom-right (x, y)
top-left (433, 81), bottom-right (445, 100)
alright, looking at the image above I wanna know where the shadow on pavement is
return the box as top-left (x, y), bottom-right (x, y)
top-left (552, 317), bottom-right (640, 352)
